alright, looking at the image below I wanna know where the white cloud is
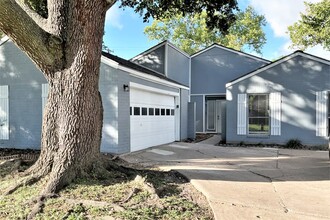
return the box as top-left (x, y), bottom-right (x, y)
top-left (105, 5), bottom-right (124, 30)
top-left (249, 0), bottom-right (329, 60)
top-left (250, 0), bottom-right (322, 38)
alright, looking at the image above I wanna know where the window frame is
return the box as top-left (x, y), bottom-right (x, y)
top-left (248, 93), bottom-right (270, 135)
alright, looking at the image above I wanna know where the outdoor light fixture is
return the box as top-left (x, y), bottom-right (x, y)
top-left (123, 84), bottom-right (129, 92)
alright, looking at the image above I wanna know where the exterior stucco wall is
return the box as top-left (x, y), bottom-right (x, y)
top-left (131, 45), bottom-right (165, 75)
top-left (190, 95), bottom-right (204, 132)
top-left (0, 41), bottom-right (47, 149)
top-left (180, 88), bottom-right (189, 140)
top-left (167, 45), bottom-right (190, 86)
top-left (226, 55), bottom-right (330, 146)
top-left (191, 46), bottom-right (268, 95)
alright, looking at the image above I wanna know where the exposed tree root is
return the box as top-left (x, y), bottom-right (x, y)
top-left (27, 193), bottom-right (58, 220)
top-left (2, 173), bottom-right (43, 196)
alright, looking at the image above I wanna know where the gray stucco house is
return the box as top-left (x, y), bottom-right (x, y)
top-left (190, 44), bottom-right (270, 136)
top-left (226, 51), bottom-right (330, 146)
top-left (0, 36), bottom-right (189, 153)
top-left (1, 36), bottom-right (329, 152)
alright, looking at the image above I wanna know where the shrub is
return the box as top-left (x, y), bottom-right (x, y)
top-left (285, 139), bottom-right (302, 149)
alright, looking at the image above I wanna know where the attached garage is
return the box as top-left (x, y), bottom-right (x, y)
top-left (130, 83), bottom-right (179, 152)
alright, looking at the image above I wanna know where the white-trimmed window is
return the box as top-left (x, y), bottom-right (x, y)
top-left (237, 93), bottom-right (281, 136)
top-left (248, 94), bottom-right (269, 135)
top-left (0, 85), bottom-right (9, 140)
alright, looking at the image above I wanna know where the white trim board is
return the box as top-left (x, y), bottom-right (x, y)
top-left (191, 93), bottom-right (226, 96)
top-left (0, 36), bottom-right (10, 46)
top-left (101, 55), bottom-right (189, 90)
top-left (191, 44), bottom-right (270, 63)
top-left (130, 82), bottom-right (180, 97)
top-left (226, 51), bottom-right (330, 88)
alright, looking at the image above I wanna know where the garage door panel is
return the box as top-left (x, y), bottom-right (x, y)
top-left (130, 87), bottom-right (176, 152)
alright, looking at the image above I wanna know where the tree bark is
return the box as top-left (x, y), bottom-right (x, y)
top-left (6, 0), bottom-right (115, 193)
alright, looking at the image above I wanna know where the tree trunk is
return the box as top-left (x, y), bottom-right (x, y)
top-left (26, 0), bottom-right (111, 193)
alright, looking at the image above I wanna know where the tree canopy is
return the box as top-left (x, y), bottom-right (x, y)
top-left (144, 6), bottom-right (266, 55)
top-left (288, 0), bottom-right (330, 51)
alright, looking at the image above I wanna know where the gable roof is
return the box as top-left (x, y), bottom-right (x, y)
top-left (0, 37), bottom-right (186, 89)
top-left (191, 43), bottom-right (271, 63)
top-left (101, 52), bottom-right (187, 88)
top-left (226, 50), bottom-right (330, 87)
top-left (130, 40), bottom-right (190, 62)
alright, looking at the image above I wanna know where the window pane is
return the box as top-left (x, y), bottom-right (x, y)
top-left (171, 109), bottom-right (175, 115)
top-left (249, 95), bottom-right (269, 117)
top-left (161, 108), bottom-right (165, 115)
top-left (134, 107), bottom-right (140, 115)
top-left (155, 108), bottom-right (160, 115)
top-left (149, 108), bottom-right (154, 116)
top-left (248, 94), bottom-right (269, 134)
top-left (166, 109), bottom-right (170, 115)
top-left (249, 118), bottom-right (269, 134)
top-left (207, 100), bottom-right (216, 130)
top-left (130, 107), bottom-right (132, 115)
top-left (142, 107), bottom-right (148, 115)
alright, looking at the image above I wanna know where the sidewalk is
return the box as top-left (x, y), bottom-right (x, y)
top-left (121, 141), bottom-right (330, 220)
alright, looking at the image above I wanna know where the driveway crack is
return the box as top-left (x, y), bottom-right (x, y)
top-left (248, 170), bottom-right (289, 213)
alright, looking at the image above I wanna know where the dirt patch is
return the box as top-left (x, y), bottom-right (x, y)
top-left (0, 148), bottom-right (214, 219)
top-left (185, 133), bottom-right (214, 143)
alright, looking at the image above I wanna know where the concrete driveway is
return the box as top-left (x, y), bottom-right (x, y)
top-left (121, 141), bottom-right (330, 220)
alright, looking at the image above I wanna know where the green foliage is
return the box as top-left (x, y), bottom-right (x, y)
top-left (285, 139), bottom-right (302, 149)
top-left (27, 0), bottom-right (47, 18)
top-left (144, 6), bottom-right (266, 54)
top-left (288, 0), bottom-right (330, 50)
top-left (120, 0), bottom-right (238, 33)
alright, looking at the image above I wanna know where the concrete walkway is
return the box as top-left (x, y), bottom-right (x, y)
top-left (121, 142), bottom-right (330, 220)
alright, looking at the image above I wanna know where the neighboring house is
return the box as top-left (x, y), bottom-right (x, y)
top-left (190, 44), bottom-right (270, 136)
top-left (226, 51), bottom-right (330, 146)
top-left (0, 36), bottom-right (189, 153)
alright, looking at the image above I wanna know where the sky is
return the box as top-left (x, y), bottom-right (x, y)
top-left (103, 0), bottom-right (330, 61)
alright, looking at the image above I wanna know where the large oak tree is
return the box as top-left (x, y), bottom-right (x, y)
top-left (0, 0), bottom-right (238, 210)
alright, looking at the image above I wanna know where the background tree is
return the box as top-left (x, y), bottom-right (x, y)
top-left (288, 0), bottom-right (330, 51)
top-left (144, 6), bottom-right (266, 55)
top-left (0, 0), bottom-right (238, 217)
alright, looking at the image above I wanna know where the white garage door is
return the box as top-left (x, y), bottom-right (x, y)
top-left (130, 86), bottom-right (177, 152)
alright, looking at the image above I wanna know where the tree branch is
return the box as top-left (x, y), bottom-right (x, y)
top-left (17, 0), bottom-right (48, 29)
top-left (0, 0), bottom-right (63, 72)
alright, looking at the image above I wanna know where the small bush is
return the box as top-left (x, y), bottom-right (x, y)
top-left (285, 139), bottom-right (302, 149)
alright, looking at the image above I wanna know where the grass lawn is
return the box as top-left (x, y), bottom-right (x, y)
top-left (0, 149), bottom-right (213, 220)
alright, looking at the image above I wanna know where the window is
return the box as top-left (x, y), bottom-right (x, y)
top-left (248, 94), bottom-right (269, 134)
top-left (134, 107), bottom-right (140, 115)
top-left (155, 108), bottom-right (160, 115)
top-left (161, 108), bottom-right (165, 115)
top-left (130, 107), bottom-right (132, 115)
top-left (171, 109), bottom-right (175, 116)
top-left (142, 107), bottom-right (148, 115)
top-left (149, 108), bottom-right (154, 116)
top-left (206, 100), bottom-right (216, 131)
top-left (166, 109), bottom-right (170, 116)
